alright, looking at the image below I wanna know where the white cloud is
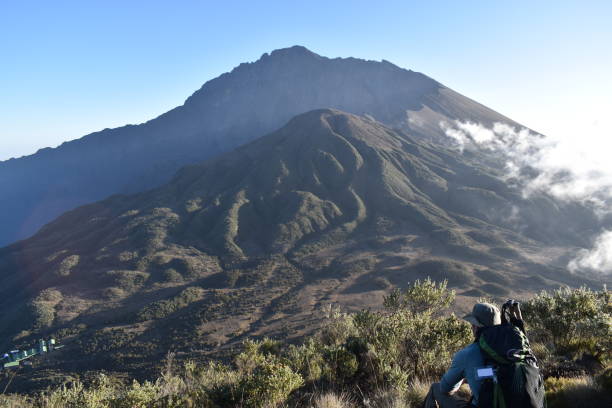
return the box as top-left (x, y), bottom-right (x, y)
top-left (440, 120), bottom-right (612, 209)
top-left (456, 121), bottom-right (496, 143)
top-left (568, 230), bottom-right (612, 275)
top-left (441, 120), bottom-right (612, 274)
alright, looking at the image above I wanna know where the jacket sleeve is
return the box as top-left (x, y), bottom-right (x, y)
top-left (439, 349), bottom-right (465, 394)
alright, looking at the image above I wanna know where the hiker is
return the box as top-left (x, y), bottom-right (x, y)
top-left (423, 300), bottom-right (545, 408)
top-left (423, 302), bottom-right (500, 407)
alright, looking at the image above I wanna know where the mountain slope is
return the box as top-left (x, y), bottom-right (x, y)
top-left (0, 46), bottom-right (519, 247)
top-left (0, 110), bottom-right (603, 383)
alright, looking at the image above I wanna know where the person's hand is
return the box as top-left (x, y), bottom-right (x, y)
top-left (510, 302), bottom-right (522, 321)
top-left (505, 299), bottom-right (523, 321)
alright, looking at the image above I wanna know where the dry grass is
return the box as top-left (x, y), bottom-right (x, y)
top-left (545, 376), bottom-right (612, 408)
top-left (0, 394), bottom-right (31, 408)
top-left (312, 392), bottom-right (355, 408)
top-left (366, 388), bottom-right (407, 408)
top-left (405, 378), bottom-right (431, 406)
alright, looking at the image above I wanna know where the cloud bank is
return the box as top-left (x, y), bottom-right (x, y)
top-left (568, 230), bottom-right (612, 274)
top-left (440, 121), bottom-right (612, 205)
top-left (440, 120), bottom-right (612, 275)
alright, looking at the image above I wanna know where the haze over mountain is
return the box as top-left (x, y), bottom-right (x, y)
top-left (0, 110), bottom-right (607, 386)
top-left (0, 45), bottom-right (518, 247)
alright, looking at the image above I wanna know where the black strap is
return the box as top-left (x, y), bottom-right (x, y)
top-left (501, 303), bottom-right (526, 334)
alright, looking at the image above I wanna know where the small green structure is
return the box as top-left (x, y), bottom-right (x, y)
top-left (1, 339), bottom-right (63, 369)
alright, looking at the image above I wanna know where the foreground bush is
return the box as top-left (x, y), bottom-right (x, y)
top-left (0, 281), bottom-right (609, 407)
top-left (522, 287), bottom-right (610, 359)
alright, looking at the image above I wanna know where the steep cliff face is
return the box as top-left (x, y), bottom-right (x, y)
top-left (0, 46), bottom-right (517, 247)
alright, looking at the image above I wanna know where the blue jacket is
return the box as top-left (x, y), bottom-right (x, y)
top-left (440, 342), bottom-right (485, 405)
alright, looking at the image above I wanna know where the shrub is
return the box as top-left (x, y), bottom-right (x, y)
top-left (37, 374), bottom-right (119, 407)
top-left (352, 308), bottom-right (470, 384)
top-left (257, 337), bottom-right (282, 357)
top-left (105, 270), bottom-right (150, 292)
top-left (235, 339), bottom-right (271, 375)
top-left (137, 287), bottom-right (204, 321)
top-left (232, 338), bottom-right (304, 406)
top-left (79, 328), bottom-right (136, 354)
top-left (102, 286), bottom-right (127, 300)
top-left (383, 278), bottom-right (454, 315)
top-left (318, 305), bottom-right (358, 347)
top-left (597, 367), bottom-right (612, 393)
top-left (286, 338), bottom-right (326, 382)
top-left (114, 379), bottom-right (159, 408)
top-left (239, 360), bottom-right (303, 407)
top-left (351, 279), bottom-right (470, 387)
top-left (545, 376), bottom-right (612, 408)
top-left (57, 254), bottom-right (80, 277)
top-left (323, 346), bottom-right (358, 382)
top-left (195, 361), bottom-right (241, 405)
top-left (118, 251), bottom-right (139, 263)
top-left (29, 288), bottom-right (63, 329)
top-left (522, 286), bottom-right (611, 363)
top-left (162, 268), bottom-right (184, 283)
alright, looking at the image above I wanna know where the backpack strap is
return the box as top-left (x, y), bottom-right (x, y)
top-left (493, 382), bottom-right (507, 408)
top-left (479, 336), bottom-right (510, 365)
top-left (502, 300), bottom-right (526, 334)
top-left (512, 362), bottom-right (527, 394)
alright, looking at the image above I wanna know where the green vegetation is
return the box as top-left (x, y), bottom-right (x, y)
top-left (104, 270), bottom-right (150, 293)
top-left (544, 375), bottom-right (610, 408)
top-left (57, 255), bottom-right (80, 277)
top-left (162, 268), bottom-right (184, 283)
top-left (522, 286), bottom-right (611, 365)
top-left (137, 287), bottom-right (205, 321)
top-left (29, 289), bottom-right (63, 329)
top-left (1, 282), bottom-right (609, 407)
top-left (78, 329), bottom-right (137, 354)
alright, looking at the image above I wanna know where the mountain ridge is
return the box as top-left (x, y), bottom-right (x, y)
top-left (0, 45), bottom-right (519, 247)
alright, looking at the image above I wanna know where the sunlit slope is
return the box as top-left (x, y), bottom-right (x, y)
top-left (0, 110), bottom-right (603, 379)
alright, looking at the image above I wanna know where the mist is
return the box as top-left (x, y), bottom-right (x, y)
top-left (441, 120), bottom-right (612, 275)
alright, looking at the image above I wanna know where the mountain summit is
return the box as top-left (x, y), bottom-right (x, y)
top-left (0, 46), bottom-right (517, 247)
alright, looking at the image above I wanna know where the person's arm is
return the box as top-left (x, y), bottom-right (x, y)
top-left (440, 349), bottom-right (465, 394)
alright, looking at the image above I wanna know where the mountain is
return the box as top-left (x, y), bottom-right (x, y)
top-left (0, 45), bottom-right (519, 247)
top-left (0, 110), bottom-right (605, 386)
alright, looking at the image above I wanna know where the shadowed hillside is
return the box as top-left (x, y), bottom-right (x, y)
top-left (0, 45), bottom-right (520, 247)
top-left (0, 110), bottom-right (607, 389)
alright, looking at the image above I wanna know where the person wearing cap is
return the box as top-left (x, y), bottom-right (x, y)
top-left (423, 302), bottom-right (501, 408)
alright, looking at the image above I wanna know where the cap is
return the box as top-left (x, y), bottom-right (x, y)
top-left (463, 303), bottom-right (501, 327)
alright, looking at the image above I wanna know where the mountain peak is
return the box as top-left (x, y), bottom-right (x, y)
top-left (259, 45), bottom-right (323, 62)
top-left (269, 45), bottom-right (319, 57)
top-left (0, 46), bottom-right (518, 248)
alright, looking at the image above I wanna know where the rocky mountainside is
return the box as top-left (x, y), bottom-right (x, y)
top-left (0, 46), bottom-right (518, 247)
top-left (0, 110), bottom-right (604, 386)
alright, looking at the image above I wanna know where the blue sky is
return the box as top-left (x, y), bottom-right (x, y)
top-left (1, 1), bottom-right (611, 161)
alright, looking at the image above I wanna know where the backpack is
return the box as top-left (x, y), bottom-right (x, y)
top-left (476, 301), bottom-right (546, 408)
